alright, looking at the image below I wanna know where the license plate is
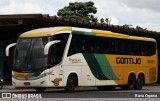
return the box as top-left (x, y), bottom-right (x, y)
top-left (24, 82), bottom-right (30, 86)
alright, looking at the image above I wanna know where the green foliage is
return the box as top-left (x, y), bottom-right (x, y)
top-left (57, 1), bottom-right (150, 29)
top-left (136, 26), bottom-right (147, 30)
top-left (100, 18), bottom-right (104, 23)
top-left (105, 18), bottom-right (111, 24)
top-left (123, 24), bottom-right (133, 28)
top-left (123, 25), bottom-right (148, 30)
top-left (99, 18), bottom-right (111, 24)
top-left (57, 1), bottom-right (97, 22)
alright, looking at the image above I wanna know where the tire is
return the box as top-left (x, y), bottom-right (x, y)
top-left (65, 75), bottom-right (76, 92)
top-left (0, 81), bottom-right (3, 89)
top-left (135, 75), bottom-right (144, 90)
top-left (35, 87), bottom-right (46, 93)
top-left (122, 74), bottom-right (136, 90)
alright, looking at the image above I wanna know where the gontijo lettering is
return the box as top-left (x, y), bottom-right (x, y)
top-left (116, 57), bottom-right (141, 64)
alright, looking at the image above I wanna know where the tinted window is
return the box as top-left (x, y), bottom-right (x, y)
top-left (68, 34), bottom-right (156, 56)
top-left (48, 34), bottom-right (69, 66)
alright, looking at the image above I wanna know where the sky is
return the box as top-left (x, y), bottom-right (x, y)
top-left (0, 0), bottom-right (160, 32)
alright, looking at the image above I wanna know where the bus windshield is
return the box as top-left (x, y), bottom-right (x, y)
top-left (13, 37), bottom-right (50, 72)
top-left (13, 34), bottom-right (69, 72)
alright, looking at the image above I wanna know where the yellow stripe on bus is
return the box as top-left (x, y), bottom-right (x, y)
top-left (20, 27), bottom-right (72, 38)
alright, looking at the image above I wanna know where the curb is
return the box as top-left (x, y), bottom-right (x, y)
top-left (144, 83), bottom-right (160, 86)
top-left (1, 85), bottom-right (15, 90)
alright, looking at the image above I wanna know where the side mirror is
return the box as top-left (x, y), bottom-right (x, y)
top-left (44, 40), bottom-right (61, 55)
top-left (5, 43), bottom-right (16, 57)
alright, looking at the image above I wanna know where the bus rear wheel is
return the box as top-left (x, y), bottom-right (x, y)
top-left (135, 75), bottom-right (144, 90)
top-left (35, 87), bottom-right (46, 93)
top-left (126, 74), bottom-right (136, 90)
top-left (122, 74), bottom-right (135, 90)
top-left (65, 75), bottom-right (76, 92)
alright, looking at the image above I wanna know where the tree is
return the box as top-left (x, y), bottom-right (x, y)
top-left (123, 24), bottom-right (133, 28)
top-left (57, 1), bottom-right (97, 22)
top-left (90, 15), bottom-right (98, 22)
top-left (105, 18), bottom-right (111, 24)
top-left (100, 18), bottom-right (104, 23)
top-left (136, 26), bottom-right (147, 30)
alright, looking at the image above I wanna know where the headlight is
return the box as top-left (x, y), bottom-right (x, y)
top-left (38, 71), bottom-right (52, 78)
top-left (13, 71), bottom-right (53, 80)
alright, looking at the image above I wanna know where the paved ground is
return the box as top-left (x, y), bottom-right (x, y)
top-left (0, 84), bottom-right (160, 101)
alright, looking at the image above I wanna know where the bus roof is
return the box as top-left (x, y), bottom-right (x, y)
top-left (19, 26), bottom-right (155, 42)
top-left (92, 29), bottom-right (156, 42)
top-left (19, 27), bottom-right (72, 38)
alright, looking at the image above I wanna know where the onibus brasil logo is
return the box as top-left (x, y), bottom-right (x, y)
top-left (2, 93), bottom-right (42, 98)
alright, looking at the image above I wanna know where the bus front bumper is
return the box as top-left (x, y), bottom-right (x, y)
top-left (12, 76), bottom-right (50, 88)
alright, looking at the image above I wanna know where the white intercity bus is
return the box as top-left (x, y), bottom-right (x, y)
top-left (6, 26), bottom-right (158, 92)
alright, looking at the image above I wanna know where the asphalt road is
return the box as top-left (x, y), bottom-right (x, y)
top-left (0, 85), bottom-right (160, 99)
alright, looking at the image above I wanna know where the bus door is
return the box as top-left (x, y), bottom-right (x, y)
top-left (59, 65), bottom-right (64, 86)
top-left (48, 42), bottom-right (64, 87)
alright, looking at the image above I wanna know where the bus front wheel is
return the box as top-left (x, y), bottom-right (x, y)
top-left (65, 75), bottom-right (76, 92)
top-left (35, 87), bottom-right (46, 93)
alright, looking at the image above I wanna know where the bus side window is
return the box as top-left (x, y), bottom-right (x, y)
top-left (144, 42), bottom-right (149, 55)
top-left (68, 35), bottom-right (79, 56)
top-left (141, 42), bottom-right (145, 55)
top-left (125, 40), bottom-right (132, 55)
top-left (115, 39), bottom-right (122, 54)
top-left (82, 38), bottom-right (85, 52)
top-left (74, 38), bottom-right (78, 52)
top-left (49, 43), bottom-right (61, 65)
top-left (74, 35), bottom-right (83, 54)
top-left (82, 35), bottom-right (96, 53)
top-left (109, 39), bottom-right (116, 54)
top-left (71, 36), bottom-right (78, 53)
top-left (90, 36), bottom-right (96, 53)
top-left (102, 39), bottom-right (109, 54)
top-left (96, 38), bottom-right (101, 53)
top-left (139, 42), bottom-right (143, 55)
top-left (148, 42), bottom-right (156, 56)
top-left (135, 42), bottom-right (141, 55)
top-left (152, 42), bottom-right (156, 55)
top-left (121, 39), bottom-right (126, 54)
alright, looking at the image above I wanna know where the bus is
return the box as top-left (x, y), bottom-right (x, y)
top-left (6, 26), bottom-right (158, 92)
